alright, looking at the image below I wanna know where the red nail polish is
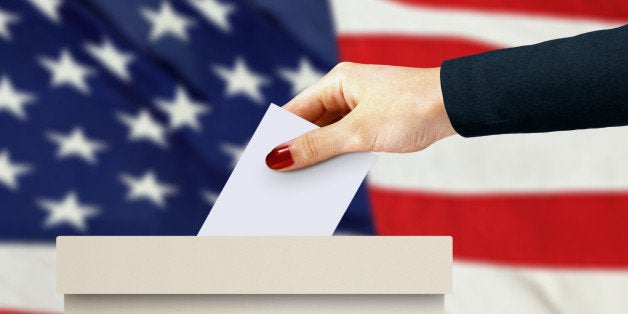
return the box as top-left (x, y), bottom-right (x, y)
top-left (265, 144), bottom-right (294, 170)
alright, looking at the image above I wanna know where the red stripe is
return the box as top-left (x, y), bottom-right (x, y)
top-left (370, 187), bottom-right (628, 268)
top-left (338, 36), bottom-right (498, 67)
top-left (392, 0), bottom-right (628, 21)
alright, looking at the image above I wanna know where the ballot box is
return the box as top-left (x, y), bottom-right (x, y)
top-left (57, 236), bottom-right (452, 314)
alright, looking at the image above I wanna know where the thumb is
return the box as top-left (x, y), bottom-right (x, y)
top-left (265, 122), bottom-right (356, 171)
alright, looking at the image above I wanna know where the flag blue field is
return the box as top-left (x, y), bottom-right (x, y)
top-left (0, 0), bottom-right (372, 242)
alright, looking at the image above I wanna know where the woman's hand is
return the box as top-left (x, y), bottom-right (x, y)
top-left (265, 62), bottom-right (457, 170)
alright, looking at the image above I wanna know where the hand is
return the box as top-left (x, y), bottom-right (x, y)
top-left (265, 62), bottom-right (457, 170)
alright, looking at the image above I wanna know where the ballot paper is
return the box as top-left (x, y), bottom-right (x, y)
top-left (198, 104), bottom-right (375, 236)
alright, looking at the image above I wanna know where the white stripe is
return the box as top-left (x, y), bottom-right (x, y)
top-left (0, 243), bottom-right (62, 312)
top-left (369, 127), bottom-right (628, 192)
top-left (448, 261), bottom-right (628, 314)
top-left (331, 0), bottom-right (624, 47)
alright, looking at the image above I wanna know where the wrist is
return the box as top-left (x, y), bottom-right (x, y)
top-left (430, 67), bottom-right (457, 140)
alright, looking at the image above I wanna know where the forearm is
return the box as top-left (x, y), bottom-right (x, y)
top-left (440, 24), bottom-right (628, 137)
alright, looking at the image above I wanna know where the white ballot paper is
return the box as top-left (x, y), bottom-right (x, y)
top-left (198, 104), bottom-right (375, 236)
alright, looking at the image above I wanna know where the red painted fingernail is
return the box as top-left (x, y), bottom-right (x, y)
top-left (265, 144), bottom-right (293, 170)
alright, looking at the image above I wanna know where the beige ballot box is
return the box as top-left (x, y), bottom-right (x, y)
top-left (57, 236), bottom-right (452, 314)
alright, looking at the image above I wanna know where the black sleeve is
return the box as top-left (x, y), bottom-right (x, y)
top-left (440, 24), bottom-right (628, 137)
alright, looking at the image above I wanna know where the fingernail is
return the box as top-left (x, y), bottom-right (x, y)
top-left (265, 144), bottom-right (294, 170)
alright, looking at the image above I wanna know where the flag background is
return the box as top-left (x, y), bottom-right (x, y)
top-left (1, 0), bottom-right (627, 313)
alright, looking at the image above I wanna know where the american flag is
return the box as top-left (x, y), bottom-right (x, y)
top-left (1, 0), bottom-right (627, 313)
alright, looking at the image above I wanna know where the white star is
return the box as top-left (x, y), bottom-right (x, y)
top-left (187, 0), bottom-right (234, 32)
top-left (47, 127), bottom-right (107, 165)
top-left (0, 7), bottom-right (19, 41)
top-left (119, 170), bottom-right (177, 208)
top-left (220, 141), bottom-right (246, 168)
top-left (84, 38), bottom-right (134, 82)
top-left (117, 110), bottom-right (169, 148)
top-left (279, 58), bottom-right (325, 95)
top-left (201, 189), bottom-right (218, 206)
top-left (0, 150), bottom-right (32, 191)
top-left (26, 0), bottom-right (62, 23)
top-left (141, 1), bottom-right (195, 42)
top-left (37, 191), bottom-right (99, 232)
top-left (213, 57), bottom-right (269, 103)
top-left (155, 86), bottom-right (210, 131)
top-left (0, 75), bottom-right (36, 120)
top-left (39, 49), bottom-right (95, 94)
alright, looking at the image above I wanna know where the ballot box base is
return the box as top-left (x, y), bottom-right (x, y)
top-left (57, 236), bottom-right (452, 314)
top-left (65, 294), bottom-right (444, 314)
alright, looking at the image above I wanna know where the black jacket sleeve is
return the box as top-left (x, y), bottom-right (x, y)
top-left (440, 25), bottom-right (628, 137)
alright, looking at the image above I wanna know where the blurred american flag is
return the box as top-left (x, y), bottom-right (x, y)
top-left (0, 0), bottom-right (627, 313)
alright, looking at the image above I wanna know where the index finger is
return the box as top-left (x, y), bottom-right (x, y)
top-left (282, 69), bottom-right (351, 123)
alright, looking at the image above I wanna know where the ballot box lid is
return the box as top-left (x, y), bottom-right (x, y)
top-left (57, 236), bottom-right (451, 295)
